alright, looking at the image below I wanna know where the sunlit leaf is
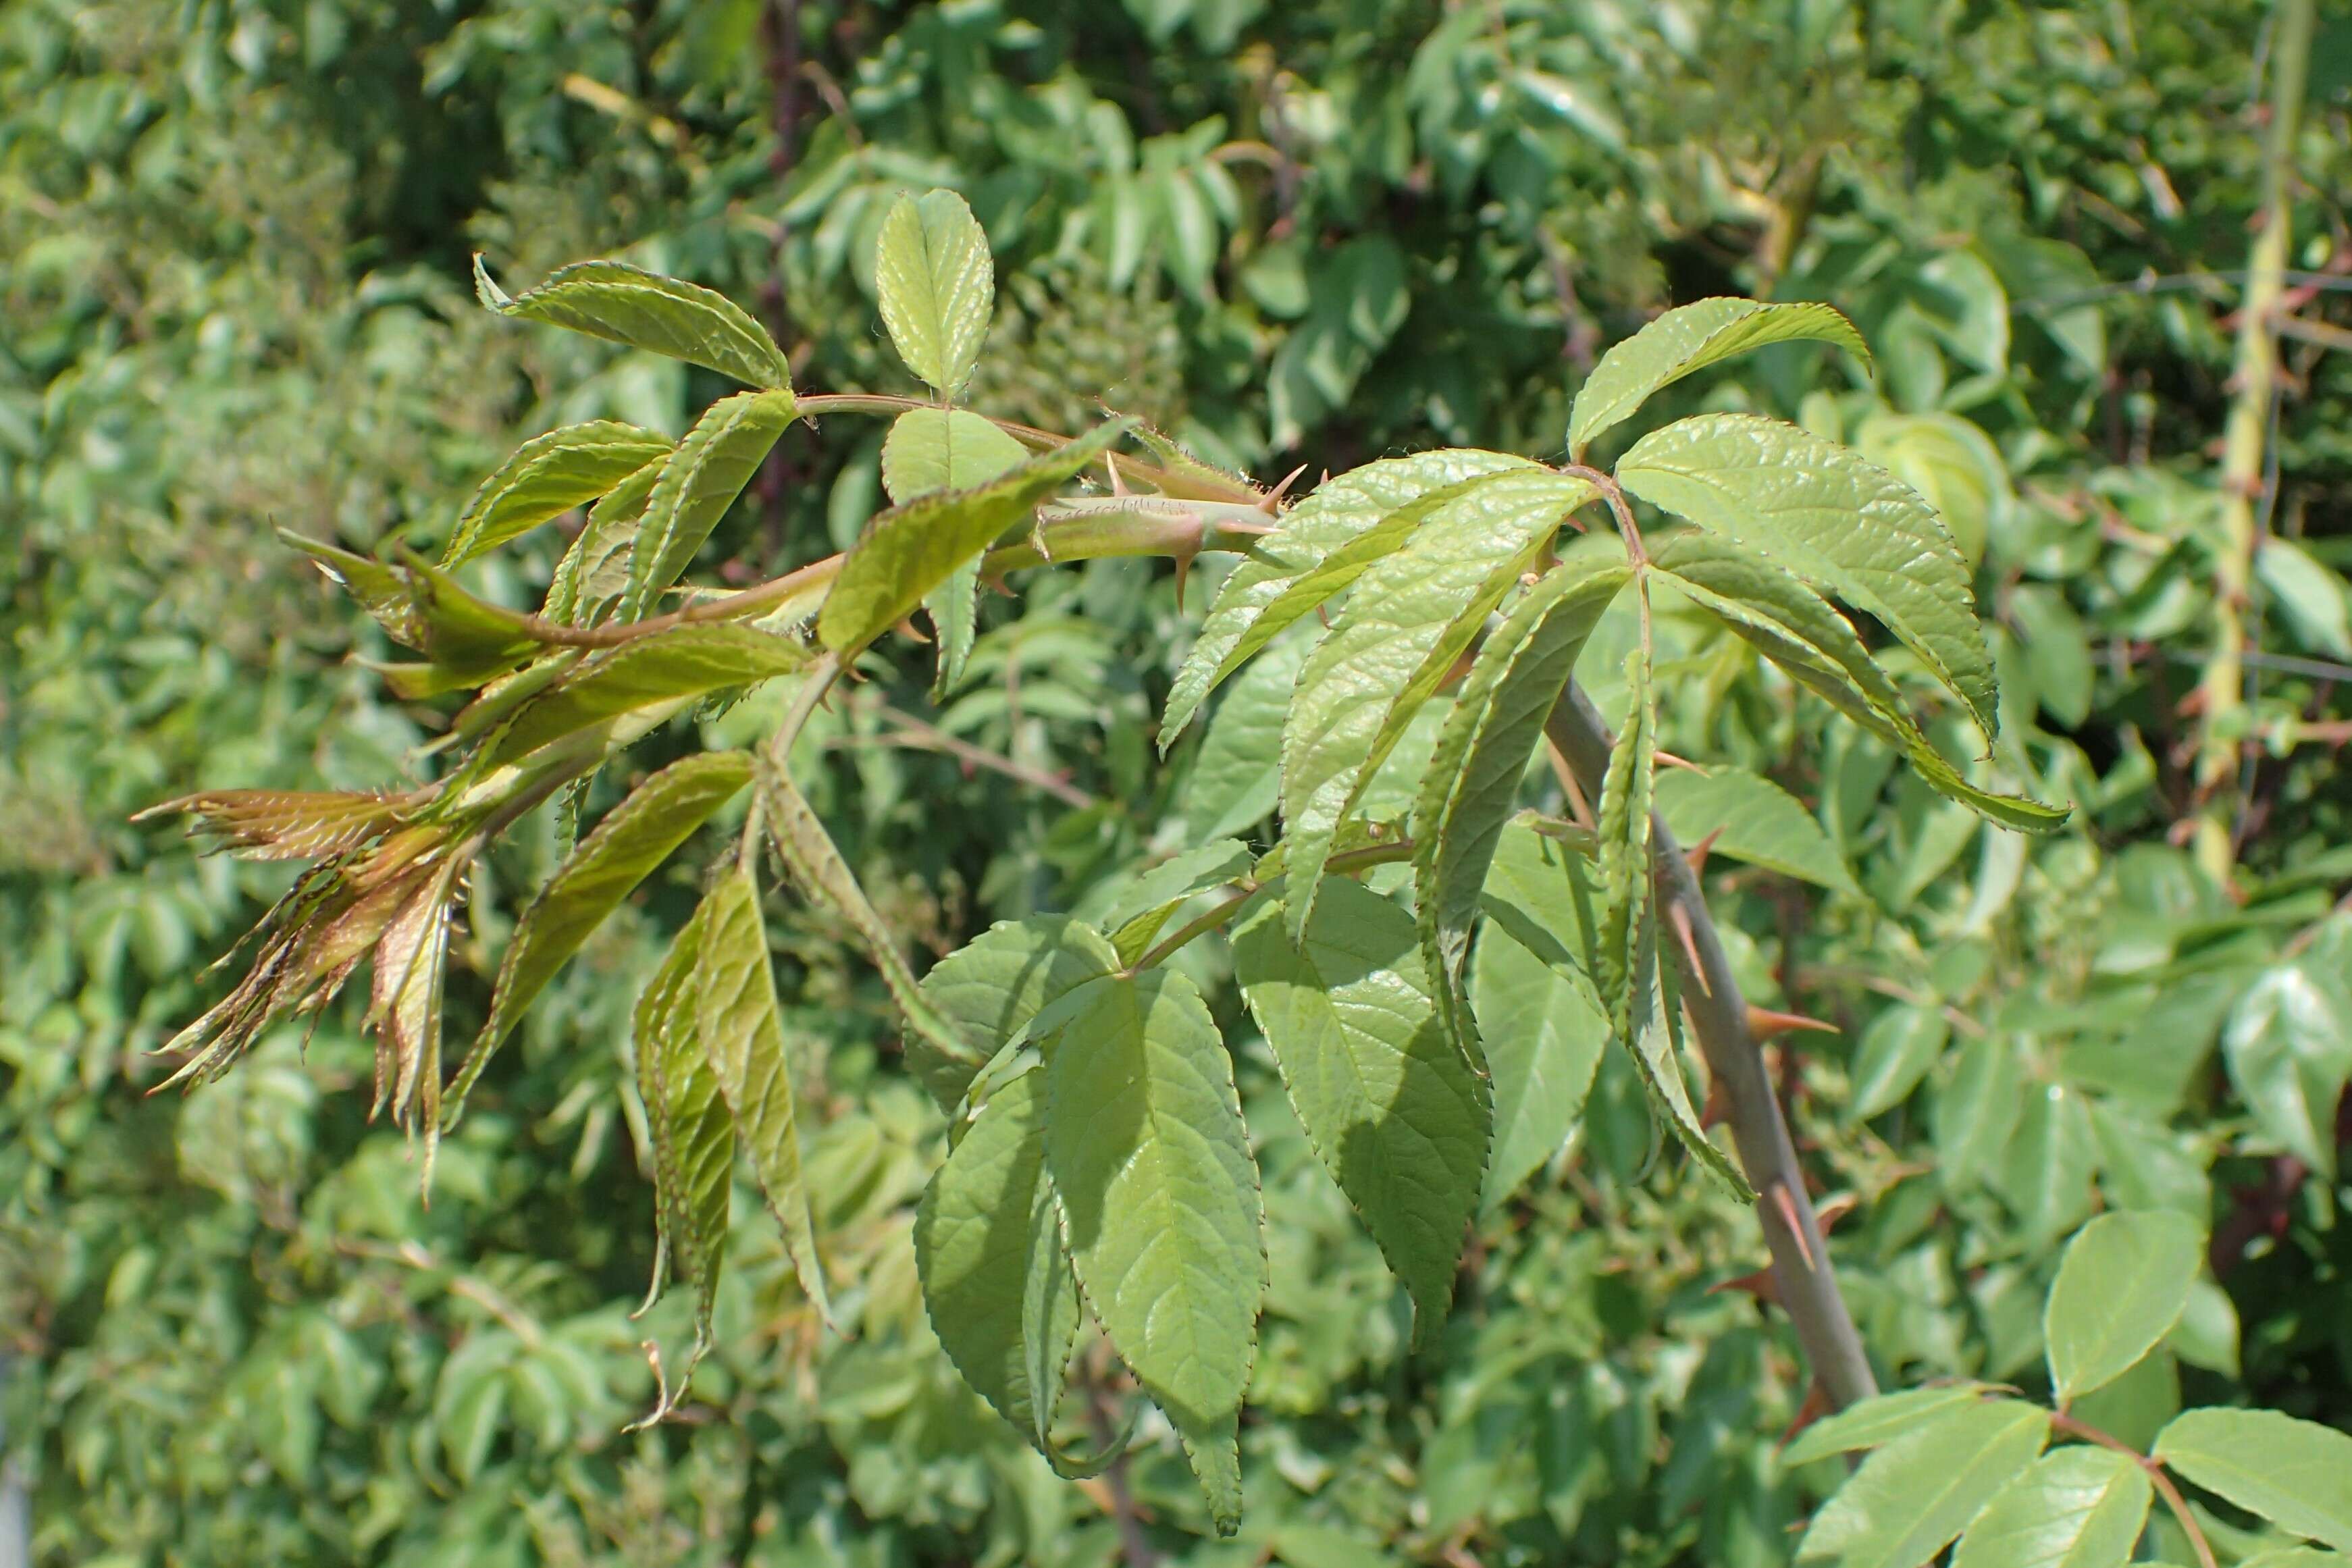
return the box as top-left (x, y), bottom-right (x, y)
top-left (441, 421), bottom-right (673, 569)
top-left (2153, 1409), bottom-right (2352, 1552)
top-left (1568, 297), bottom-right (1871, 458)
top-left (475, 255), bottom-right (791, 390)
top-left (2045, 1209), bottom-right (2203, 1402)
top-left (620, 389), bottom-right (798, 621)
top-left (874, 189), bottom-right (995, 396)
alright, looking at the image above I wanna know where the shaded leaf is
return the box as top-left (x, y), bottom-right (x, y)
top-left (1468, 924), bottom-right (1605, 1212)
top-left (1846, 1004), bottom-right (1950, 1121)
top-left (882, 408), bottom-right (1030, 696)
top-left (917, 917), bottom-right (1122, 1064)
top-left (546, 454), bottom-right (667, 625)
top-left (1652, 767), bottom-right (1860, 895)
top-left (635, 906), bottom-right (731, 1357)
top-left (2223, 960), bottom-right (2352, 1180)
top-left (1180, 631), bottom-right (1311, 843)
top-left (475, 256), bottom-right (791, 390)
top-left (1568, 298), bottom-right (1871, 458)
top-left (1104, 841), bottom-right (1254, 964)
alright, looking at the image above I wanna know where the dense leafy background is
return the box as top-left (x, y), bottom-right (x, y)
top-left (5, 1), bottom-right (2351, 1563)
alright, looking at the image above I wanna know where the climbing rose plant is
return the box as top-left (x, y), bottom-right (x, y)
top-left (147, 191), bottom-right (2352, 1561)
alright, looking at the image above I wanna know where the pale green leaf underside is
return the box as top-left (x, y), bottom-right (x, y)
top-left (475, 256), bottom-right (792, 390)
top-left (1232, 879), bottom-right (1487, 1345)
top-left (1652, 766), bottom-right (1860, 895)
top-left (1950, 1446), bottom-right (2151, 1568)
top-left (2152, 1408), bottom-right (2352, 1552)
top-left (1044, 969), bottom-right (1264, 1535)
top-left (1569, 296), bottom-right (1871, 458)
top-left (2045, 1209), bottom-right (2203, 1401)
top-left (1797, 1399), bottom-right (2050, 1568)
top-left (1162, 450), bottom-right (1536, 746)
top-left (621, 390), bottom-right (798, 621)
top-left (1621, 412), bottom-right (1997, 739)
top-left (442, 421), bottom-right (675, 569)
top-left (1468, 926), bottom-right (1605, 1212)
top-left (490, 625), bottom-right (810, 764)
top-left (875, 189), bottom-right (995, 396)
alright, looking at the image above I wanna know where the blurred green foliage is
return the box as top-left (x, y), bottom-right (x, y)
top-left (4, 1), bottom-right (2351, 1564)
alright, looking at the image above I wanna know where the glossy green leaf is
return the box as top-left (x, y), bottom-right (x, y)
top-left (2046, 1209), bottom-right (2203, 1401)
top-left (881, 407), bottom-right (1030, 696)
top-left (757, 764), bottom-right (983, 1104)
top-left (1468, 925), bottom-right (1605, 1212)
top-left (1654, 531), bottom-right (2064, 831)
top-left (914, 1064), bottom-right (1081, 1461)
top-left (818, 421), bottom-right (1127, 655)
top-left (1797, 1398), bottom-right (2049, 1567)
top-left (475, 255), bottom-right (791, 390)
top-left (1181, 631), bottom-right (1311, 843)
top-left (488, 625), bottom-right (808, 763)
top-left (441, 421), bottom-right (674, 569)
top-left (2223, 960), bottom-right (2352, 1180)
top-left (1652, 767), bottom-right (1860, 895)
top-left (1621, 412), bottom-right (1997, 739)
top-left (1413, 553), bottom-right (1628, 1053)
top-left (1282, 467), bottom-right (1592, 937)
top-left (446, 750), bottom-right (753, 1120)
top-left (1568, 298), bottom-right (1871, 458)
top-left (1951, 1445), bottom-right (2151, 1568)
top-left (1846, 1004), bottom-right (1950, 1121)
top-left (634, 904), bottom-right (731, 1355)
top-left (1044, 970), bottom-right (1264, 1534)
top-left (1161, 450), bottom-right (1535, 746)
top-left (696, 865), bottom-right (829, 1322)
top-left (917, 917), bottom-right (1122, 1064)
top-left (1104, 841), bottom-right (1253, 964)
top-left (874, 189), bottom-right (994, 396)
top-left (1781, 1383), bottom-right (1999, 1467)
top-left (544, 453), bottom-right (667, 625)
top-left (1232, 879), bottom-right (1487, 1344)
top-left (2153, 1409), bottom-right (2352, 1551)
top-left (620, 389), bottom-right (798, 621)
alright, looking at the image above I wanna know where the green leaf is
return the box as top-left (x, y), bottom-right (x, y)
top-left (1104, 841), bottom-right (1254, 965)
top-left (1281, 468), bottom-right (1592, 937)
top-left (620, 389), bottom-right (798, 621)
top-left (441, 421), bottom-right (674, 569)
top-left (1951, 1446), bottom-right (2152, 1568)
top-left (635, 906), bottom-right (731, 1357)
top-left (1232, 879), bottom-right (1487, 1345)
top-left (1413, 553), bottom-right (1628, 1053)
top-left (1477, 816), bottom-right (1602, 979)
top-left (874, 189), bottom-right (995, 396)
top-left (914, 1064), bottom-right (1082, 1461)
top-left (1044, 970), bottom-right (1265, 1535)
top-left (282, 531), bottom-right (424, 647)
top-left (696, 865), bottom-right (829, 1322)
top-left (1798, 1398), bottom-right (2050, 1567)
top-left (1567, 298), bottom-right (1871, 459)
top-left (475, 256), bottom-right (791, 390)
top-left (1180, 630), bottom-right (1311, 843)
top-left (2153, 1409), bottom-right (2352, 1552)
top-left (757, 763), bottom-right (983, 1104)
top-left (488, 625), bottom-right (809, 764)
top-left (544, 454), bottom-right (667, 626)
top-left (1846, 1004), bottom-right (1950, 1121)
top-left (1620, 413), bottom-right (1997, 739)
top-left (2223, 960), bottom-right (2352, 1180)
top-left (446, 750), bottom-right (753, 1120)
top-left (1652, 767), bottom-right (1860, 895)
top-left (917, 917), bottom-right (1122, 1064)
top-left (1468, 925), bottom-right (1605, 1212)
top-left (818, 421), bottom-right (1128, 656)
top-left (1654, 532), bottom-right (2064, 832)
top-left (882, 408), bottom-right (1030, 696)
top-left (2045, 1209), bottom-right (2204, 1402)
top-left (1781, 1384), bottom-right (2000, 1467)
top-left (1161, 450), bottom-right (1535, 746)
top-left (1594, 637), bottom-right (1751, 1197)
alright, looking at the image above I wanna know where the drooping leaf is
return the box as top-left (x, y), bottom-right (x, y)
top-left (2222, 960), bottom-right (2352, 1180)
top-left (1161, 450), bottom-right (1536, 746)
top-left (545, 454), bottom-right (667, 625)
top-left (881, 408), bottom-right (1030, 696)
top-left (1568, 298), bottom-right (1872, 458)
top-left (818, 421), bottom-right (1128, 656)
top-left (2152, 1409), bottom-right (2352, 1552)
top-left (441, 421), bottom-right (674, 568)
top-left (1797, 1398), bottom-right (2050, 1567)
top-left (634, 905), bottom-right (731, 1357)
top-left (1281, 468), bottom-right (1592, 937)
top-left (696, 865), bottom-right (829, 1323)
top-left (1413, 552), bottom-right (1629, 1045)
top-left (1652, 767), bottom-right (1860, 895)
top-left (487, 625), bottom-right (810, 764)
top-left (916, 917), bottom-right (1122, 1065)
top-left (1232, 879), bottom-right (1487, 1344)
top-left (1620, 413), bottom-right (1997, 739)
top-left (1180, 631), bottom-right (1312, 843)
top-left (1781, 1383), bottom-right (2000, 1467)
top-left (446, 750), bottom-right (753, 1120)
top-left (757, 763), bottom-right (983, 1103)
top-left (475, 256), bottom-right (791, 390)
top-left (1654, 532), bottom-right (2064, 831)
top-left (1044, 970), bottom-right (1265, 1534)
top-left (874, 189), bottom-right (995, 396)
top-left (1467, 924), bottom-right (1605, 1212)
top-left (619, 390), bottom-right (798, 621)
top-left (1950, 1445), bottom-right (2152, 1568)
top-left (2045, 1209), bottom-right (2204, 1402)
top-left (914, 1064), bottom-right (1083, 1461)
top-left (1103, 841), bottom-right (1254, 965)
